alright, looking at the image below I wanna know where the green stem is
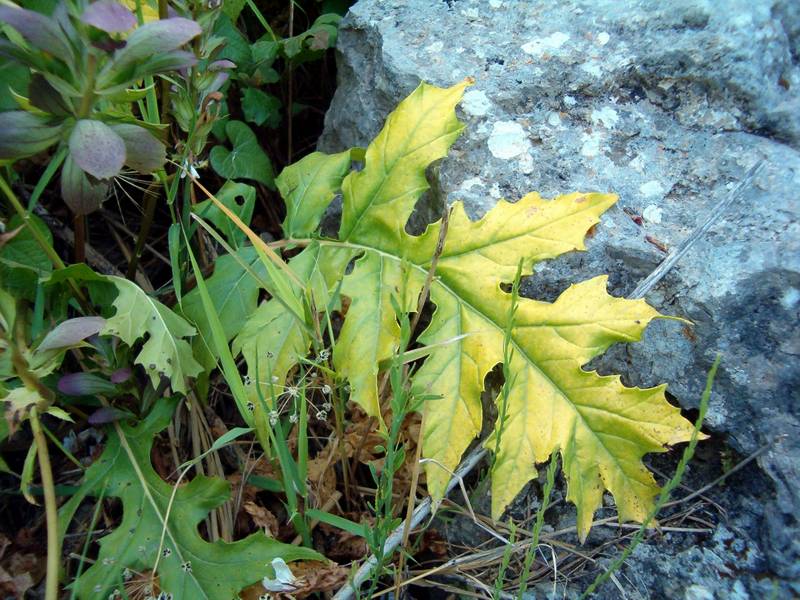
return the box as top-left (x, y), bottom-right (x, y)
top-left (0, 174), bottom-right (90, 308)
top-left (77, 53), bottom-right (97, 119)
top-left (30, 408), bottom-right (60, 600)
top-left (0, 175), bottom-right (66, 270)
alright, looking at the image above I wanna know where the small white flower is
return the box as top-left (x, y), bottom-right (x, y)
top-left (243, 375), bottom-right (252, 386)
top-left (316, 410), bottom-right (327, 421)
top-left (247, 401), bottom-right (255, 412)
top-left (271, 375), bottom-right (279, 383)
top-left (289, 413), bottom-right (298, 424)
top-left (269, 410), bottom-right (279, 426)
top-left (286, 386), bottom-right (299, 398)
top-left (318, 348), bottom-right (330, 360)
top-left (321, 384), bottom-right (332, 395)
top-left (262, 557), bottom-right (299, 593)
top-left (322, 402), bottom-right (332, 411)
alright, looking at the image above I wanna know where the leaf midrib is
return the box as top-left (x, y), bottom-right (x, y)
top-left (315, 238), bottom-right (647, 495)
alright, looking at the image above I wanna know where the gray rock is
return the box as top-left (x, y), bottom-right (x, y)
top-left (319, 0), bottom-right (800, 594)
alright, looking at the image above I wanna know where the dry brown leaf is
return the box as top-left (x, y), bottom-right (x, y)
top-left (0, 543), bottom-right (43, 599)
top-left (243, 501), bottom-right (279, 537)
top-left (239, 560), bottom-right (349, 600)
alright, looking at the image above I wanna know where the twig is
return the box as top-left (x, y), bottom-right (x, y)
top-left (125, 185), bottom-right (159, 280)
top-left (630, 160), bottom-right (766, 299)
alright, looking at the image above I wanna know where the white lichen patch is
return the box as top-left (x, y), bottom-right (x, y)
top-left (781, 287), bottom-right (800, 311)
top-left (462, 90), bottom-right (492, 117)
top-left (488, 121), bottom-right (531, 159)
top-left (640, 180), bottom-right (666, 198)
top-left (642, 204), bottom-right (663, 223)
top-left (580, 132), bottom-right (603, 157)
top-left (547, 111), bottom-right (562, 127)
top-left (518, 152), bottom-right (534, 174)
top-left (459, 177), bottom-right (484, 192)
top-left (490, 183), bottom-right (502, 199)
top-left (521, 32), bottom-right (569, 56)
top-left (590, 106), bottom-right (619, 129)
top-left (597, 31), bottom-right (610, 46)
top-left (425, 41), bottom-right (444, 54)
top-left (580, 61), bottom-right (603, 78)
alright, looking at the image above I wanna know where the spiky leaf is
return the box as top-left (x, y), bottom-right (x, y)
top-left (102, 276), bottom-right (203, 394)
top-left (59, 399), bottom-right (320, 599)
top-left (270, 80), bottom-right (698, 539)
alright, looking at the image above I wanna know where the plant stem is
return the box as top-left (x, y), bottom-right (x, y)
top-left (126, 185), bottom-right (158, 280)
top-left (73, 214), bottom-right (86, 264)
top-left (29, 408), bottom-right (60, 600)
top-left (0, 175), bottom-right (66, 270)
top-left (77, 53), bottom-right (97, 119)
top-left (287, 0), bottom-right (294, 163)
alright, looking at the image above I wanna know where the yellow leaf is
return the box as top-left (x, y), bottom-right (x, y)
top-left (258, 80), bottom-right (700, 539)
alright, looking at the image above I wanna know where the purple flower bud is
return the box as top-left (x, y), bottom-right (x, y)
top-left (110, 367), bottom-right (132, 384)
top-left (58, 373), bottom-right (118, 396)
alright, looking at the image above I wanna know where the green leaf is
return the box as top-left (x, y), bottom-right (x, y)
top-left (192, 181), bottom-right (256, 247)
top-left (69, 119), bottom-right (126, 180)
top-left (109, 123), bottom-right (166, 174)
top-left (0, 214), bottom-right (52, 301)
top-left (210, 121), bottom-right (274, 188)
top-left (337, 80), bottom-right (467, 247)
top-left (0, 6), bottom-right (71, 57)
top-left (0, 63), bottom-right (30, 111)
top-left (212, 14), bottom-right (252, 71)
top-left (277, 149), bottom-right (352, 239)
top-left (110, 17), bottom-right (201, 70)
top-left (59, 399), bottom-right (320, 599)
top-left (234, 242), bottom-right (354, 403)
top-left (241, 87), bottom-right (281, 128)
top-left (0, 111), bottom-right (62, 160)
top-left (275, 80), bottom-right (699, 541)
top-left (61, 154), bottom-right (110, 216)
top-left (280, 14), bottom-right (340, 65)
top-left (102, 276), bottom-right (203, 394)
top-left (181, 246), bottom-right (267, 371)
top-left (221, 0), bottom-right (246, 22)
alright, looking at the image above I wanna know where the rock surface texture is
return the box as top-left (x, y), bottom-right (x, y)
top-left (319, 0), bottom-right (799, 597)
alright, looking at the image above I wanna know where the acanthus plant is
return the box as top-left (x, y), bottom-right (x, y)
top-left (0, 0), bottom-right (209, 214)
top-left (191, 79), bottom-right (700, 539)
